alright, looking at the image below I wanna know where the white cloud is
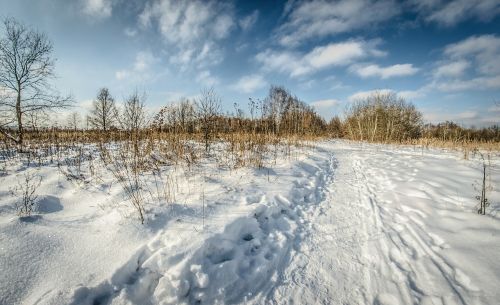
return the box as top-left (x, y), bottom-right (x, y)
top-left (256, 40), bottom-right (384, 77)
top-left (423, 110), bottom-right (479, 123)
top-left (115, 70), bottom-right (130, 81)
top-left (428, 34), bottom-right (500, 93)
top-left (255, 50), bottom-right (302, 76)
top-left (139, 0), bottom-right (235, 70)
top-left (431, 75), bottom-right (500, 92)
top-left (139, 0), bottom-right (234, 45)
top-left (348, 89), bottom-right (395, 102)
top-left (82, 0), bottom-right (113, 19)
top-left (239, 10), bottom-right (259, 31)
top-left (350, 63), bottom-right (419, 79)
top-left (277, 0), bottom-right (400, 47)
top-left (424, 0), bottom-right (500, 26)
top-left (310, 99), bottom-right (341, 109)
top-left (134, 51), bottom-right (156, 72)
top-left (443, 34), bottom-right (500, 76)
top-left (124, 28), bottom-right (137, 37)
top-left (305, 42), bottom-right (367, 69)
top-left (232, 74), bottom-right (267, 93)
top-left (195, 70), bottom-right (219, 87)
top-left (213, 14), bottom-right (234, 39)
top-left (398, 89), bottom-right (425, 100)
top-left (168, 42), bottom-right (223, 71)
top-left (347, 88), bottom-right (427, 102)
top-left (115, 51), bottom-right (159, 81)
top-left (76, 99), bottom-right (94, 112)
top-left (433, 60), bottom-right (470, 78)
top-left (444, 35), bottom-right (500, 58)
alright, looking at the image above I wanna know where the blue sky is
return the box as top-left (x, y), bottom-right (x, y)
top-left (1, 0), bottom-right (499, 126)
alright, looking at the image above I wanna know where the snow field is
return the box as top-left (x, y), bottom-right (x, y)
top-left (1, 140), bottom-right (499, 305)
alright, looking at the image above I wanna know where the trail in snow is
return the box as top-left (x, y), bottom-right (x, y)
top-left (264, 142), bottom-right (500, 305)
top-left (68, 147), bottom-right (337, 305)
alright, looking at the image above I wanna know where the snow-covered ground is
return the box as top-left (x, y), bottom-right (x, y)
top-left (1, 140), bottom-right (499, 305)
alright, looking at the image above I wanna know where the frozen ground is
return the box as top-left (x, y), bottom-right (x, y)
top-left (0, 140), bottom-right (499, 305)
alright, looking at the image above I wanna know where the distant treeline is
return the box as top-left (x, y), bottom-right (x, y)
top-left (2, 86), bottom-right (499, 145)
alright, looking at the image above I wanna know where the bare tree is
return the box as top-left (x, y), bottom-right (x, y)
top-left (196, 88), bottom-right (221, 152)
top-left (153, 98), bottom-right (196, 133)
top-left (66, 111), bottom-right (81, 131)
top-left (121, 90), bottom-right (147, 132)
top-left (88, 88), bottom-right (118, 131)
top-left (264, 86), bottom-right (293, 135)
top-left (0, 18), bottom-right (72, 147)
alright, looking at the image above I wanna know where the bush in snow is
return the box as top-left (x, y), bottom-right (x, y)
top-left (344, 91), bottom-right (422, 142)
top-left (10, 170), bottom-right (42, 216)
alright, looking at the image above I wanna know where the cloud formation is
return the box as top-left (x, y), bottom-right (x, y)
top-left (433, 60), bottom-right (469, 78)
top-left (115, 51), bottom-right (159, 81)
top-left (256, 39), bottom-right (385, 77)
top-left (277, 0), bottom-right (400, 47)
top-left (348, 89), bottom-right (395, 102)
top-left (139, 0), bottom-right (235, 70)
top-left (430, 34), bottom-right (500, 92)
top-left (310, 99), bottom-right (340, 109)
top-left (195, 70), bottom-right (219, 87)
top-left (231, 74), bottom-right (267, 93)
top-left (350, 63), bottom-right (419, 79)
top-left (239, 10), bottom-right (259, 31)
top-left (444, 34), bottom-right (500, 76)
top-left (81, 0), bottom-right (113, 19)
top-left (421, 0), bottom-right (500, 26)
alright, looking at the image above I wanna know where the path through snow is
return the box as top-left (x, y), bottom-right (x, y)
top-left (264, 142), bottom-right (500, 305)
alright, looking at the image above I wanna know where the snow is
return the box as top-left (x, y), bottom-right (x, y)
top-left (0, 140), bottom-right (499, 305)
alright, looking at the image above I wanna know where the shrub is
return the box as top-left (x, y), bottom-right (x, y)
top-left (344, 91), bottom-right (422, 142)
top-left (10, 170), bottom-right (42, 216)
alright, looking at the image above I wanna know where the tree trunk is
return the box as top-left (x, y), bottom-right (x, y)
top-left (16, 88), bottom-right (23, 150)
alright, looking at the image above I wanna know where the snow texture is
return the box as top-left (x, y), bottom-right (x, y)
top-left (1, 140), bottom-right (499, 305)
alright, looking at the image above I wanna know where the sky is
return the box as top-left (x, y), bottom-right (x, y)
top-left (1, 0), bottom-right (499, 127)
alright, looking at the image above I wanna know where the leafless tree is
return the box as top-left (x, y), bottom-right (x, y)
top-left (265, 85), bottom-right (291, 135)
top-left (0, 18), bottom-right (72, 147)
top-left (196, 88), bottom-right (221, 152)
top-left (121, 90), bottom-right (147, 132)
top-left (177, 98), bottom-right (196, 133)
top-left (88, 87), bottom-right (118, 131)
top-left (66, 111), bottom-right (81, 131)
top-left (153, 98), bottom-right (196, 133)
